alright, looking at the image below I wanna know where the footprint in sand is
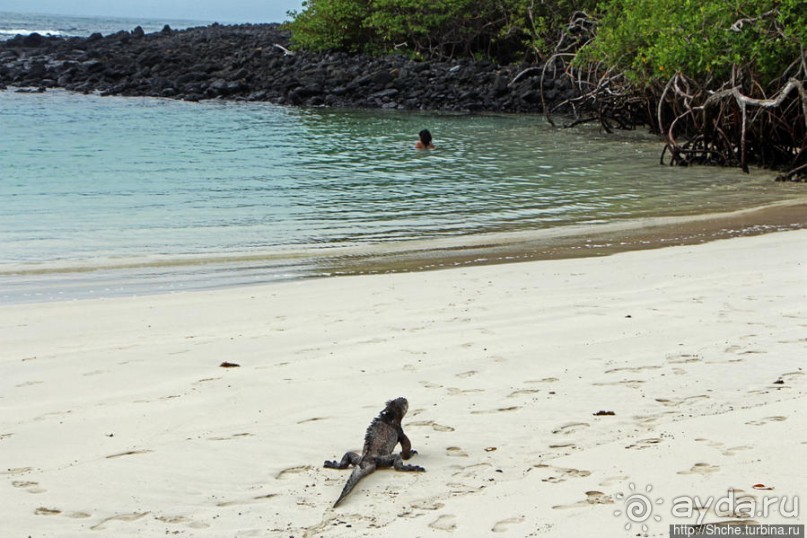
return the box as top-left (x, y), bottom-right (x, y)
top-left (446, 387), bottom-right (485, 396)
top-left (471, 406), bottom-right (521, 415)
top-left (492, 516), bottom-right (525, 532)
top-left (655, 395), bottom-right (710, 407)
top-left (666, 353), bottom-right (702, 364)
top-left (276, 465), bottom-right (312, 479)
top-left (155, 515), bottom-right (210, 529)
top-left (725, 342), bottom-right (767, 355)
top-left (410, 499), bottom-right (445, 511)
top-left (106, 449), bottom-right (153, 459)
top-left (446, 447), bottom-right (469, 458)
top-left (33, 410), bottom-right (73, 422)
top-left (625, 437), bottom-right (663, 450)
top-left (548, 442), bottom-right (577, 449)
top-left (695, 438), bottom-right (753, 456)
top-left (678, 463), bottom-right (719, 475)
top-left (297, 417), bottom-right (329, 424)
top-left (207, 432), bottom-right (253, 441)
top-left (695, 438), bottom-right (722, 449)
top-left (633, 412), bottom-right (676, 426)
top-left (584, 491), bottom-right (614, 505)
top-left (450, 463), bottom-right (492, 480)
top-left (551, 422), bottom-right (590, 435)
top-left (508, 389), bottom-right (540, 398)
top-left (592, 379), bottom-right (645, 388)
top-left (421, 381), bottom-right (443, 390)
top-left (90, 512), bottom-right (150, 531)
top-left (409, 420), bottom-right (455, 432)
top-left (12, 480), bottom-right (46, 494)
top-left (193, 377), bottom-right (222, 385)
top-left (599, 475), bottom-right (629, 487)
top-left (526, 377), bottom-right (559, 384)
top-left (2, 467), bottom-right (33, 476)
top-left (216, 494), bottom-right (277, 507)
top-left (447, 482), bottom-right (485, 496)
top-left (32, 507), bottom-right (89, 520)
top-left (747, 388), bottom-right (771, 396)
top-left (456, 370), bottom-right (478, 378)
top-left (533, 464), bottom-right (591, 484)
top-left (429, 514), bottom-right (457, 531)
top-left (552, 491), bottom-right (614, 509)
top-left (15, 380), bottom-right (44, 388)
top-left (605, 365), bottom-right (662, 374)
top-left (721, 445), bottom-right (753, 456)
top-left (745, 416), bottom-right (787, 426)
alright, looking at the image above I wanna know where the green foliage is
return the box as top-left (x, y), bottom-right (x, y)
top-left (580, 0), bottom-right (806, 87)
top-left (288, 0), bottom-right (597, 61)
top-left (287, 0), bottom-right (372, 52)
top-left (779, 0), bottom-right (807, 52)
top-left (364, 0), bottom-right (505, 57)
top-left (521, 0), bottom-right (599, 55)
top-left (289, 0), bottom-right (805, 90)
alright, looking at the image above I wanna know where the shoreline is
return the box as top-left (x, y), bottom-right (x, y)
top-left (3, 198), bottom-right (806, 304)
top-left (2, 228), bottom-right (805, 536)
top-left (325, 197), bottom-right (807, 275)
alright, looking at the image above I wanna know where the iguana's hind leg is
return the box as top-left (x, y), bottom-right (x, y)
top-left (375, 453), bottom-right (426, 472)
top-left (324, 451), bottom-right (361, 469)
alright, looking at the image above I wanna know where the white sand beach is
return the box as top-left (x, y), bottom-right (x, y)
top-left (2, 230), bottom-right (806, 537)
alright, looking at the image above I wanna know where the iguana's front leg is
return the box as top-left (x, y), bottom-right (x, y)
top-left (397, 426), bottom-right (417, 460)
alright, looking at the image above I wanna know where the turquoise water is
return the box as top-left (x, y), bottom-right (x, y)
top-left (1, 89), bottom-right (803, 302)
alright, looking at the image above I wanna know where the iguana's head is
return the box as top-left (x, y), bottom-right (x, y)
top-left (381, 397), bottom-right (409, 421)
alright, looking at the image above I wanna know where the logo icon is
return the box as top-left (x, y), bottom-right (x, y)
top-left (614, 483), bottom-right (664, 532)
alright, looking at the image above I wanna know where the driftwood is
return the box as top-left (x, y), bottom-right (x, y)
top-left (273, 43), bottom-right (295, 56)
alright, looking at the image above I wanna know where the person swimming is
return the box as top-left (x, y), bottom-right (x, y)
top-left (415, 129), bottom-right (435, 149)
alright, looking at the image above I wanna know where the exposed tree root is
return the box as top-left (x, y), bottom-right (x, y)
top-left (658, 73), bottom-right (807, 179)
top-left (536, 13), bottom-right (807, 181)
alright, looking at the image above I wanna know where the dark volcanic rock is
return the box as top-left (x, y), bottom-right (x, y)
top-left (0, 23), bottom-right (578, 113)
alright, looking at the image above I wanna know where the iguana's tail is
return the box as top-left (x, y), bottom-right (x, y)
top-left (333, 461), bottom-right (376, 507)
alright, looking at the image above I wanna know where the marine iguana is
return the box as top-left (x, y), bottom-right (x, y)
top-left (324, 397), bottom-right (425, 507)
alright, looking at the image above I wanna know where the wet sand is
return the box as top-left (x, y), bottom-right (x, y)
top-left (325, 199), bottom-right (807, 275)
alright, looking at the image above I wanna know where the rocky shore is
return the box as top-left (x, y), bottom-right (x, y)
top-left (0, 23), bottom-right (577, 112)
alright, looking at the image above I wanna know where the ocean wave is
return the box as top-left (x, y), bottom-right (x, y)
top-left (0, 11), bottom-right (209, 42)
top-left (0, 28), bottom-right (66, 38)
